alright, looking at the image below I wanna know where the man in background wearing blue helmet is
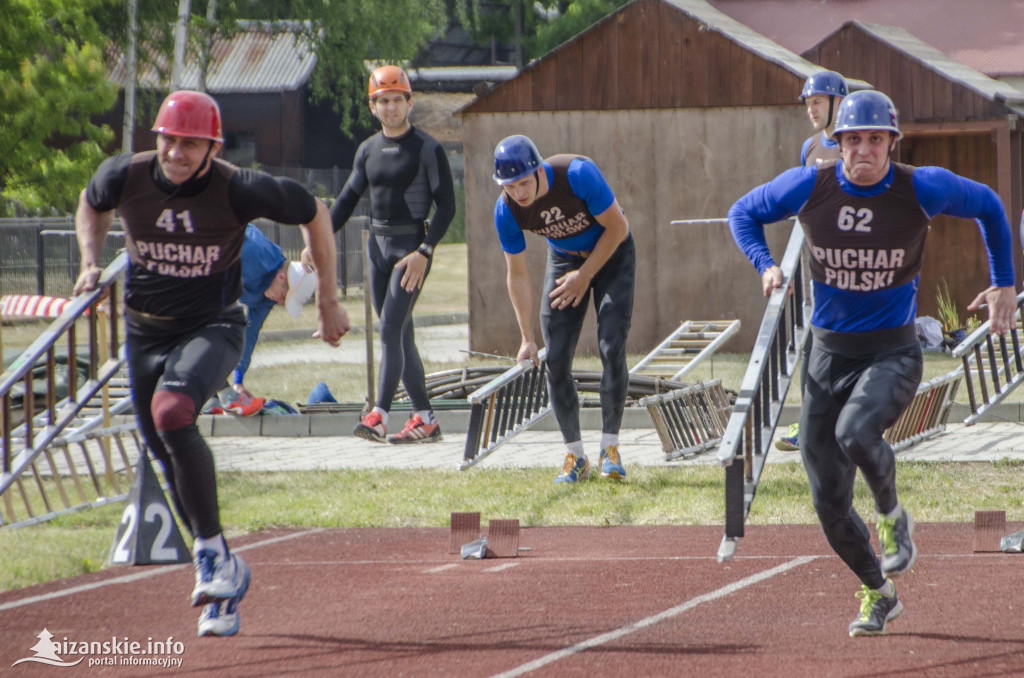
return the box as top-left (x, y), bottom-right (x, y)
top-left (800, 70), bottom-right (848, 167)
top-left (492, 135), bottom-right (635, 483)
top-left (728, 90), bottom-right (1016, 637)
top-left (776, 70), bottom-right (849, 453)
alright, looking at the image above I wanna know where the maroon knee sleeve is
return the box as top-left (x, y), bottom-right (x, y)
top-left (151, 390), bottom-right (197, 431)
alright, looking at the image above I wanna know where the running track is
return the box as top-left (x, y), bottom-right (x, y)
top-left (2, 524), bottom-right (1022, 677)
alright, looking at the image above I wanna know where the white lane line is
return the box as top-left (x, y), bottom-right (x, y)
top-left (0, 529), bottom-right (323, 612)
top-left (424, 564), bottom-right (460, 574)
top-left (489, 555), bottom-right (817, 678)
top-left (482, 563), bottom-right (520, 573)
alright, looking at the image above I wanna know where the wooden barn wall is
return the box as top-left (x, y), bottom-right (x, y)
top-left (803, 30), bottom-right (1007, 122)
top-left (468, 0), bottom-right (804, 114)
top-left (462, 107), bottom-right (808, 357)
top-left (902, 133), bottom-right (1021, 321)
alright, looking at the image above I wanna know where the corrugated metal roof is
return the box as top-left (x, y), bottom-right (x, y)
top-left (108, 23), bottom-right (317, 93)
top-left (710, 0), bottom-right (1024, 80)
top-left (854, 21), bottom-right (1024, 109)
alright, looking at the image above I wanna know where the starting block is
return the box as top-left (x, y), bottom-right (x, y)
top-left (449, 512), bottom-right (481, 554)
top-left (973, 510), bottom-right (1006, 552)
top-left (486, 519), bottom-right (520, 558)
top-left (450, 512), bottom-right (521, 558)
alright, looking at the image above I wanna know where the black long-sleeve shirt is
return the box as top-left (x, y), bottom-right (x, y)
top-left (329, 125), bottom-right (455, 247)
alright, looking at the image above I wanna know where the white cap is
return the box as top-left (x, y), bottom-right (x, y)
top-left (284, 261), bottom-right (317, 318)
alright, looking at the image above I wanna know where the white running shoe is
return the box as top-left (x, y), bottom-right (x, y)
top-left (191, 551), bottom-right (250, 607)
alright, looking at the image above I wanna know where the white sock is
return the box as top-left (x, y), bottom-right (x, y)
top-left (876, 579), bottom-right (894, 596)
top-left (416, 410), bottom-right (436, 426)
top-left (193, 534), bottom-right (227, 559)
top-left (601, 433), bottom-right (619, 450)
top-left (566, 440), bottom-right (585, 459)
top-left (883, 505), bottom-right (902, 520)
top-left (373, 407), bottom-right (389, 426)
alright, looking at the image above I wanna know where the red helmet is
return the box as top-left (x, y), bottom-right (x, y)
top-left (368, 65), bottom-right (412, 99)
top-left (151, 90), bottom-right (224, 142)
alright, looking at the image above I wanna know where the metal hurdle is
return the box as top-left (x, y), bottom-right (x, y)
top-left (716, 221), bottom-right (812, 563)
top-left (638, 380), bottom-right (733, 460)
top-left (884, 369), bottom-right (962, 451)
top-left (952, 292), bottom-right (1024, 424)
top-left (460, 348), bottom-right (552, 470)
top-left (1, 253), bottom-right (141, 527)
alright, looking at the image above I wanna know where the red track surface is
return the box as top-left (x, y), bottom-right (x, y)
top-left (2, 524), bottom-right (1023, 677)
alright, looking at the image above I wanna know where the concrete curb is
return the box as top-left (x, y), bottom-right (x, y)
top-left (188, 400), bottom-right (1024, 437)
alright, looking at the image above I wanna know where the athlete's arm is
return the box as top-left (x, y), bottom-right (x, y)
top-left (422, 140), bottom-right (456, 247)
top-left (73, 155), bottom-right (130, 296)
top-left (914, 166), bottom-right (1018, 334)
top-left (728, 166), bottom-right (817, 274)
top-left (329, 144), bottom-right (370, 232)
top-left (302, 199), bottom-right (349, 345)
top-left (551, 198), bottom-right (629, 309)
top-left (504, 250), bottom-right (539, 365)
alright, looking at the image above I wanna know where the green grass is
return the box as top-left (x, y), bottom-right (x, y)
top-left (2, 460), bottom-right (1022, 592)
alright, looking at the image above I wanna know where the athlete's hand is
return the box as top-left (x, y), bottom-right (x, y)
top-left (73, 265), bottom-right (110, 302)
top-left (395, 251), bottom-right (429, 292)
top-left (549, 269), bottom-right (590, 309)
top-left (300, 246), bottom-right (315, 270)
top-left (516, 340), bottom-right (540, 367)
top-left (968, 285), bottom-right (1017, 335)
top-left (313, 299), bottom-right (349, 346)
top-left (761, 266), bottom-right (785, 298)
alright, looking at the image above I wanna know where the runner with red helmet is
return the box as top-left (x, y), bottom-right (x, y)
top-left (74, 89), bottom-right (349, 637)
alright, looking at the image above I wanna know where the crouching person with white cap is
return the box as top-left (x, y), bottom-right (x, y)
top-left (204, 224), bottom-right (319, 416)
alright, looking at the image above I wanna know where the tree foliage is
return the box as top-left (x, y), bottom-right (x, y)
top-left (529, 0), bottom-right (630, 59)
top-left (455, 0), bottom-right (630, 64)
top-left (0, 0), bottom-right (118, 215)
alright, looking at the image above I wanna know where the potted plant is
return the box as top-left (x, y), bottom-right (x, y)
top-left (936, 280), bottom-right (967, 347)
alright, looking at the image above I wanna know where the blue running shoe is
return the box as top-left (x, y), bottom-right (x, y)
top-left (554, 454), bottom-right (591, 483)
top-left (191, 551), bottom-right (250, 607)
top-left (599, 445), bottom-right (626, 479)
top-left (774, 423), bottom-right (800, 451)
top-left (198, 565), bottom-right (250, 637)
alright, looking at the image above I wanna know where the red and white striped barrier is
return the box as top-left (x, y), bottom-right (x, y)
top-left (0, 294), bottom-right (73, 318)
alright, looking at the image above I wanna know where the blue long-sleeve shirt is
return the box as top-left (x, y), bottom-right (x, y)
top-left (728, 161), bottom-right (1015, 332)
top-left (233, 224), bottom-right (286, 384)
top-left (493, 157), bottom-right (615, 254)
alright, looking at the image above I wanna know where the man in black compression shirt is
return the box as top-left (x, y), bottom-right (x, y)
top-left (74, 90), bottom-right (348, 637)
top-left (328, 64), bottom-right (456, 444)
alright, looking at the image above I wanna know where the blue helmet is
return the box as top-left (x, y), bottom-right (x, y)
top-left (833, 90), bottom-right (902, 140)
top-left (493, 135), bottom-right (542, 185)
top-left (800, 70), bottom-right (848, 102)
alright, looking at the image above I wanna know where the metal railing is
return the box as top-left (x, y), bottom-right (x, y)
top-left (460, 349), bottom-right (552, 470)
top-left (1, 253), bottom-right (136, 527)
top-left (952, 292), bottom-right (1024, 424)
top-left (715, 222), bottom-right (812, 563)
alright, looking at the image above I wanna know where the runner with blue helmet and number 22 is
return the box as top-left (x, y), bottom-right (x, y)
top-left (492, 135), bottom-right (635, 484)
top-left (729, 89), bottom-right (1017, 638)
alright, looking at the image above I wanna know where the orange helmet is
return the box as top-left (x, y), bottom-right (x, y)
top-left (368, 65), bottom-right (412, 99)
top-left (151, 90), bottom-right (224, 142)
